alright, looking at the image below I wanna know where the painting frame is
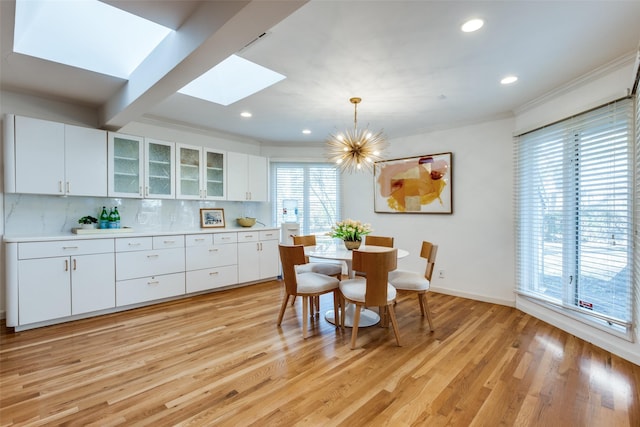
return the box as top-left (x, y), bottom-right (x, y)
top-left (374, 152), bottom-right (452, 214)
top-left (200, 208), bottom-right (226, 228)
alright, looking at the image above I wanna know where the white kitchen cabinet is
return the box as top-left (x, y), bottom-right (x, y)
top-left (115, 236), bottom-right (185, 306)
top-left (237, 230), bottom-right (279, 283)
top-left (5, 115), bottom-right (107, 196)
top-left (109, 133), bottom-right (176, 198)
top-left (16, 239), bottom-right (115, 325)
top-left (226, 152), bottom-right (267, 201)
top-left (185, 233), bottom-right (238, 293)
top-left (176, 144), bottom-right (226, 200)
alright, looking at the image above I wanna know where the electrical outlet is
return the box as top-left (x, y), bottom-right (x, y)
top-left (438, 269), bottom-right (445, 279)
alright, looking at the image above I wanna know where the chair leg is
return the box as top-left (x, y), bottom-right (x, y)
top-left (350, 303), bottom-right (362, 349)
top-left (302, 296), bottom-right (309, 339)
top-left (387, 303), bottom-right (401, 347)
top-left (418, 291), bottom-right (426, 316)
top-left (277, 294), bottom-right (291, 325)
top-left (340, 294), bottom-right (346, 330)
top-left (309, 296), bottom-right (315, 317)
top-left (291, 295), bottom-right (297, 306)
top-left (315, 295), bottom-right (320, 317)
top-left (332, 291), bottom-right (339, 328)
top-left (423, 293), bottom-right (434, 332)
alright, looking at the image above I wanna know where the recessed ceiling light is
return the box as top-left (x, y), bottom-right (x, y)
top-left (461, 19), bottom-right (484, 33)
top-left (501, 75), bottom-right (518, 85)
top-left (240, 112), bottom-right (252, 118)
top-left (302, 129), bottom-right (311, 134)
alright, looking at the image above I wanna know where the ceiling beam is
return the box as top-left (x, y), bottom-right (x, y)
top-left (98, 0), bottom-right (307, 131)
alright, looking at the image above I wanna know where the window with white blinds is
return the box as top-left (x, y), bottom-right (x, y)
top-left (270, 162), bottom-right (341, 235)
top-left (515, 97), bottom-right (634, 335)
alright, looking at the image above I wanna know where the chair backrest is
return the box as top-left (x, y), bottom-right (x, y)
top-left (365, 235), bottom-right (394, 247)
top-left (279, 244), bottom-right (307, 294)
top-left (292, 235), bottom-right (316, 247)
top-left (352, 248), bottom-right (397, 306)
top-left (420, 241), bottom-right (438, 281)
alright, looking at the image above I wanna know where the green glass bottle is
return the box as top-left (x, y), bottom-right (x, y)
top-left (108, 208), bottom-right (117, 229)
top-left (99, 206), bottom-right (109, 229)
top-left (113, 207), bottom-right (121, 229)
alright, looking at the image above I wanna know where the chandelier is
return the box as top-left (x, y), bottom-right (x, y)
top-left (326, 97), bottom-right (387, 173)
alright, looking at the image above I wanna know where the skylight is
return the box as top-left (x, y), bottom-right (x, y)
top-left (178, 55), bottom-right (286, 106)
top-left (13, 0), bottom-right (173, 79)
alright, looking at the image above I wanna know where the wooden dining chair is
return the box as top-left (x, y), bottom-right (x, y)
top-left (278, 244), bottom-right (340, 339)
top-left (339, 248), bottom-right (400, 349)
top-left (292, 235), bottom-right (343, 279)
top-left (364, 235), bottom-right (394, 247)
top-left (388, 241), bottom-right (437, 331)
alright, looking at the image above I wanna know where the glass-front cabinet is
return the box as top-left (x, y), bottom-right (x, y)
top-left (108, 133), bottom-right (144, 198)
top-left (108, 133), bottom-right (176, 199)
top-left (176, 143), bottom-right (225, 200)
top-left (145, 138), bottom-right (175, 199)
top-left (205, 149), bottom-right (225, 199)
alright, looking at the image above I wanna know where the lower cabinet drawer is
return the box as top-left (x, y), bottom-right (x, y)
top-left (186, 265), bottom-right (238, 293)
top-left (116, 248), bottom-right (185, 280)
top-left (116, 272), bottom-right (185, 306)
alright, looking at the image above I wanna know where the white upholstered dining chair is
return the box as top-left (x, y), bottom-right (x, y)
top-left (388, 241), bottom-right (437, 331)
top-left (278, 244), bottom-right (340, 339)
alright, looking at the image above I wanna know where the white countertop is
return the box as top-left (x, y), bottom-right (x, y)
top-left (3, 226), bottom-right (280, 243)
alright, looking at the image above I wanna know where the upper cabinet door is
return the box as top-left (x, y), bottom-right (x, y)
top-left (108, 132), bottom-right (144, 198)
top-left (176, 143), bottom-right (202, 200)
top-left (227, 152), bottom-right (267, 202)
top-left (9, 116), bottom-right (107, 197)
top-left (65, 124), bottom-right (107, 197)
top-left (204, 148), bottom-right (225, 200)
top-left (14, 115), bottom-right (65, 195)
top-left (145, 138), bottom-right (175, 199)
top-left (176, 145), bottom-right (226, 200)
top-left (247, 154), bottom-right (268, 202)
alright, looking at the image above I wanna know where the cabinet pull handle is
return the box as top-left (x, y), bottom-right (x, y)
top-left (146, 186), bottom-right (149, 197)
top-left (147, 280), bottom-right (160, 286)
top-left (64, 259), bottom-right (68, 271)
top-left (128, 243), bottom-right (141, 246)
top-left (73, 259), bottom-right (77, 270)
top-left (139, 186), bottom-right (143, 196)
top-left (195, 238), bottom-right (205, 242)
top-left (209, 272), bottom-right (219, 276)
top-left (62, 246), bottom-right (79, 250)
top-left (209, 248), bottom-right (218, 252)
top-left (147, 254), bottom-right (159, 259)
top-left (260, 242), bottom-right (263, 251)
top-left (204, 189), bottom-right (207, 198)
top-left (66, 181), bottom-right (71, 193)
top-left (164, 240), bottom-right (175, 244)
top-left (59, 181), bottom-right (63, 193)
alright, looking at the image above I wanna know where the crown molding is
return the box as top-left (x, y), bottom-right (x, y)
top-left (514, 52), bottom-right (636, 116)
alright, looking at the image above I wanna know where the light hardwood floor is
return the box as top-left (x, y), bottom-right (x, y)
top-left (1, 280), bottom-right (639, 426)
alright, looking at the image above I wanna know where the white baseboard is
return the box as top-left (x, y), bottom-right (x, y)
top-left (429, 286), bottom-right (515, 308)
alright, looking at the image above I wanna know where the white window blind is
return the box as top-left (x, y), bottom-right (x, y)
top-left (271, 162), bottom-right (341, 235)
top-left (515, 98), bottom-right (634, 334)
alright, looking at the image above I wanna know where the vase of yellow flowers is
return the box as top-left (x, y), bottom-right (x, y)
top-left (328, 219), bottom-right (372, 250)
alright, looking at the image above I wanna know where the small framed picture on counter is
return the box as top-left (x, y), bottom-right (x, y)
top-left (200, 208), bottom-right (225, 228)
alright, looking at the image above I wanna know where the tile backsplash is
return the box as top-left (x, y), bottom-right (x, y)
top-left (3, 194), bottom-right (273, 236)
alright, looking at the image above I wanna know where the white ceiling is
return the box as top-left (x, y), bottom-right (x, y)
top-left (1, 0), bottom-right (639, 146)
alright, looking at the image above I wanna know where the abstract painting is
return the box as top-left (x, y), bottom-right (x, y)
top-left (374, 153), bottom-right (452, 214)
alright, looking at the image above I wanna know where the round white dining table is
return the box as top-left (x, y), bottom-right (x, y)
top-left (305, 242), bottom-right (409, 327)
